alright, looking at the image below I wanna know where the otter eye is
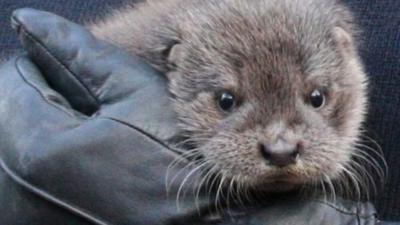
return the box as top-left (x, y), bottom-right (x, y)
top-left (310, 90), bottom-right (325, 108)
top-left (218, 91), bottom-right (236, 111)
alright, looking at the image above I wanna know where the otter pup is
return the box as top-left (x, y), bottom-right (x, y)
top-left (90, 0), bottom-right (374, 198)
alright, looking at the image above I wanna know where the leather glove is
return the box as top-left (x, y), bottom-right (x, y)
top-left (0, 8), bottom-right (387, 225)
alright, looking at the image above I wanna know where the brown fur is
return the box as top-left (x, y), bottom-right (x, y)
top-left (90, 0), bottom-right (370, 195)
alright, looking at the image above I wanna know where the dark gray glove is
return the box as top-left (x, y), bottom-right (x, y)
top-left (0, 8), bottom-right (385, 225)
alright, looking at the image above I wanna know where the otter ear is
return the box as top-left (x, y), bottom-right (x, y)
top-left (332, 26), bottom-right (355, 55)
top-left (160, 41), bottom-right (184, 71)
top-left (168, 43), bottom-right (184, 65)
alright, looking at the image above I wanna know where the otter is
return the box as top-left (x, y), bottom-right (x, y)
top-left (89, 0), bottom-right (380, 200)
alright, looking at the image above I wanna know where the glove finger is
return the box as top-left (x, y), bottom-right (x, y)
top-left (11, 8), bottom-right (162, 115)
top-left (0, 55), bottom-right (85, 165)
top-left (11, 8), bottom-right (181, 142)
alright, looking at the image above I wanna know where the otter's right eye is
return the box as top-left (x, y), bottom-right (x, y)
top-left (310, 89), bottom-right (325, 108)
top-left (218, 91), bottom-right (236, 111)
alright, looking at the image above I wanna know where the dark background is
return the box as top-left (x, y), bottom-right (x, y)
top-left (0, 0), bottom-right (399, 221)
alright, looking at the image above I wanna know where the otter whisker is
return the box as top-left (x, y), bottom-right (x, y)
top-left (207, 169), bottom-right (222, 208)
top-left (349, 149), bottom-right (386, 195)
top-left (234, 174), bottom-right (246, 207)
top-left (214, 174), bottom-right (227, 216)
top-left (195, 163), bottom-right (217, 213)
top-left (225, 175), bottom-right (236, 214)
top-left (352, 149), bottom-right (386, 181)
top-left (340, 165), bottom-right (362, 201)
top-left (174, 137), bottom-right (212, 148)
top-left (320, 178), bottom-right (328, 202)
top-left (243, 175), bottom-right (254, 204)
top-left (176, 160), bottom-right (209, 211)
top-left (335, 170), bottom-right (351, 199)
top-left (323, 174), bottom-right (337, 203)
top-left (348, 160), bottom-right (377, 199)
top-left (358, 132), bottom-right (385, 155)
top-left (353, 143), bottom-right (387, 181)
top-left (166, 149), bottom-right (203, 195)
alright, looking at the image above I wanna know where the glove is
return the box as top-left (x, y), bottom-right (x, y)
top-left (1, 8), bottom-right (195, 225)
top-left (0, 8), bottom-right (385, 225)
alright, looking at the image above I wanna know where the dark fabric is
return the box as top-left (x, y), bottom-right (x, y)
top-left (0, 0), bottom-right (399, 221)
top-left (0, 8), bottom-right (382, 225)
top-left (345, 1), bottom-right (400, 220)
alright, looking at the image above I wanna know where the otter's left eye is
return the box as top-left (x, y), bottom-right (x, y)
top-left (218, 91), bottom-right (236, 111)
top-left (310, 90), bottom-right (325, 108)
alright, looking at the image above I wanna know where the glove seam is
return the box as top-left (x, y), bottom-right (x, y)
top-left (101, 116), bottom-right (188, 159)
top-left (14, 17), bottom-right (101, 109)
top-left (15, 55), bottom-right (86, 119)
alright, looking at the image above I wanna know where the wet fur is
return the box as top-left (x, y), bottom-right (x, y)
top-left (90, 0), bottom-right (383, 199)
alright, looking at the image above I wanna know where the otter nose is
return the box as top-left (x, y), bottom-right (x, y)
top-left (258, 139), bottom-right (300, 167)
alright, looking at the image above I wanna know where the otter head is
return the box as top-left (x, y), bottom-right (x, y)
top-left (164, 0), bottom-right (368, 193)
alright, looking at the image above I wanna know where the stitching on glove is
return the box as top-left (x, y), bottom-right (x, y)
top-left (0, 158), bottom-right (112, 225)
top-left (14, 16), bottom-right (101, 110)
top-left (15, 55), bottom-right (85, 119)
top-left (101, 116), bottom-right (188, 159)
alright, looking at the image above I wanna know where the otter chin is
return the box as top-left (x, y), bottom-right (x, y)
top-left (90, 0), bottom-right (376, 198)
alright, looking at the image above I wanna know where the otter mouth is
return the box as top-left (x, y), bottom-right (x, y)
top-left (265, 177), bottom-right (298, 185)
top-left (250, 179), bottom-right (300, 193)
top-left (270, 173), bottom-right (299, 182)
top-left (253, 172), bottom-right (304, 189)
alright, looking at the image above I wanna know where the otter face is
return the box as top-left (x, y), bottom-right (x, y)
top-left (166, 0), bottom-right (368, 192)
